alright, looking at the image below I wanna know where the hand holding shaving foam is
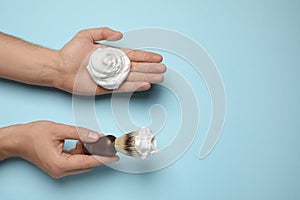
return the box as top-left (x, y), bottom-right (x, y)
top-left (56, 27), bottom-right (166, 95)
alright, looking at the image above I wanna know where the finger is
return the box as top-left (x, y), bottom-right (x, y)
top-left (131, 62), bottom-right (167, 73)
top-left (60, 154), bottom-right (119, 171)
top-left (77, 127), bottom-right (104, 143)
top-left (55, 125), bottom-right (103, 143)
top-left (93, 155), bottom-right (120, 164)
top-left (54, 124), bottom-right (80, 140)
top-left (123, 49), bottom-right (163, 63)
top-left (69, 148), bottom-right (79, 155)
top-left (113, 82), bottom-right (151, 93)
top-left (77, 27), bottom-right (123, 42)
top-left (69, 141), bottom-right (84, 155)
top-left (126, 72), bottom-right (164, 83)
top-left (96, 82), bottom-right (151, 95)
top-left (62, 168), bottom-right (93, 177)
top-left (76, 141), bottom-right (83, 151)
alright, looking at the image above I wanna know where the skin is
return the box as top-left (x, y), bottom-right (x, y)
top-left (0, 27), bottom-right (166, 94)
top-left (0, 121), bottom-right (118, 178)
top-left (0, 27), bottom-right (166, 178)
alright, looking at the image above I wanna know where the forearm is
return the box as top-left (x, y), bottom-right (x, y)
top-left (0, 124), bottom-right (21, 160)
top-left (0, 32), bottom-right (62, 87)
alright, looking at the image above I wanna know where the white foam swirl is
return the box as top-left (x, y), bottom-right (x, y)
top-left (135, 127), bottom-right (158, 159)
top-left (87, 47), bottom-right (130, 89)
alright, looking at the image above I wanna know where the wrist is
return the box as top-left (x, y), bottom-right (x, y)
top-left (39, 50), bottom-right (64, 88)
top-left (0, 124), bottom-right (23, 160)
top-left (0, 33), bottom-right (64, 88)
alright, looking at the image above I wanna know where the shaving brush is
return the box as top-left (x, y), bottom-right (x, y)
top-left (83, 127), bottom-right (158, 159)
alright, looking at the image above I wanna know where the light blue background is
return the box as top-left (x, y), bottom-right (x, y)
top-left (1, 0), bottom-right (299, 199)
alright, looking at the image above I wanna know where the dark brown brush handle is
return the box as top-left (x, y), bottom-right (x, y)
top-left (82, 135), bottom-right (117, 157)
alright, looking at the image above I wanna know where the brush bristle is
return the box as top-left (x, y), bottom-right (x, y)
top-left (114, 131), bottom-right (142, 158)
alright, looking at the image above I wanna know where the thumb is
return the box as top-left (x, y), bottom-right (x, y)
top-left (77, 27), bottom-right (123, 42)
top-left (57, 125), bottom-right (103, 143)
top-left (77, 127), bottom-right (104, 143)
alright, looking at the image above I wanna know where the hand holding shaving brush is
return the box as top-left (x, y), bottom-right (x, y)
top-left (82, 127), bottom-right (158, 159)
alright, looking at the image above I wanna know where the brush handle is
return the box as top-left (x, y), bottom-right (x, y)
top-left (82, 135), bottom-right (117, 157)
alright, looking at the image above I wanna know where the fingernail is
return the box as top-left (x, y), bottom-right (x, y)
top-left (87, 132), bottom-right (99, 140)
top-left (154, 54), bottom-right (162, 61)
top-left (94, 155), bottom-right (120, 163)
top-left (138, 83), bottom-right (151, 91)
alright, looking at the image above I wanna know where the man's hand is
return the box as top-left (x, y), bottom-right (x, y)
top-left (0, 121), bottom-right (118, 178)
top-left (56, 27), bottom-right (166, 95)
top-left (0, 27), bottom-right (166, 94)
